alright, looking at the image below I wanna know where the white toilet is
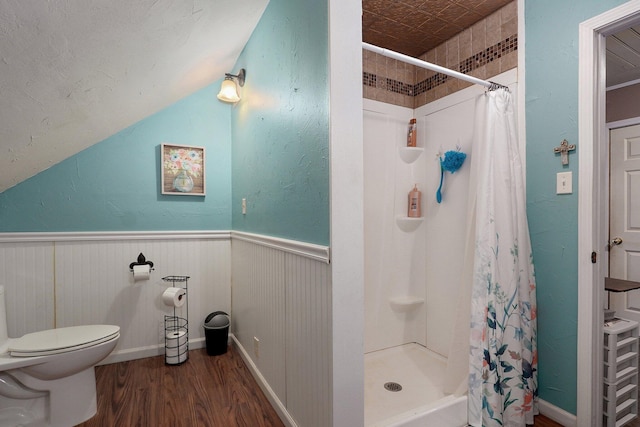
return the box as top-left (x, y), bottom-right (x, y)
top-left (0, 286), bottom-right (120, 427)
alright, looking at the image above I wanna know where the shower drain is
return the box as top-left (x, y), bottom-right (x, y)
top-left (383, 382), bottom-right (403, 392)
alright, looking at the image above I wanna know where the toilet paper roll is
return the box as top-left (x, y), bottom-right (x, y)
top-left (165, 343), bottom-right (188, 364)
top-left (162, 287), bottom-right (186, 308)
top-left (165, 330), bottom-right (187, 348)
top-left (165, 341), bottom-right (188, 357)
top-left (132, 264), bottom-right (151, 281)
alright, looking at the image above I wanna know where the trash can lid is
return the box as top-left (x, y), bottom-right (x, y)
top-left (204, 311), bottom-right (229, 328)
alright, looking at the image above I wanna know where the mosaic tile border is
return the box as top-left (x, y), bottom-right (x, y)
top-left (363, 35), bottom-right (517, 97)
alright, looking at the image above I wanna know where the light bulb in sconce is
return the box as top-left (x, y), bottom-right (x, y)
top-left (217, 68), bottom-right (246, 103)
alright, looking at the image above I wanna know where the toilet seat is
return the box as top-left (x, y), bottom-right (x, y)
top-left (9, 325), bottom-right (120, 357)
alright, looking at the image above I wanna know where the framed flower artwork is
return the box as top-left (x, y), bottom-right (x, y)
top-left (161, 143), bottom-right (205, 196)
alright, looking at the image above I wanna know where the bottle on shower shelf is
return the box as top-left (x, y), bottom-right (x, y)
top-left (407, 118), bottom-right (417, 147)
top-left (408, 184), bottom-right (422, 217)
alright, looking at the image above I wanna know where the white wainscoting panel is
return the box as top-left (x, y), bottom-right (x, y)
top-left (232, 239), bottom-right (287, 404)
top-left (285, 253), bottom-right (331, 427)
top-left (232, 236), bottom-right (332, 427)
top-left (0, 233), bottom-right (230, 362)
top-left (0, 242), bottom-right (55, 338)
top-left (54, 238), bottom-right (231, 358)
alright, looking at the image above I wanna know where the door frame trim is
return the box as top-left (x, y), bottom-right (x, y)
top-left (578, 2), bottom-right (640, 424)
top-left (607, 116), bottom-right (640, 131)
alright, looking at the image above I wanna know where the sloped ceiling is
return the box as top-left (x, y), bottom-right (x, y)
top-left (0, 0), bottom-right (269, 193)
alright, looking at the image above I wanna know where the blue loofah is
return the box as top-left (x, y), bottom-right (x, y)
top-left (436, 149), bottom-right (467, 203)
top-left (441, 150), bottom-right (466, 173)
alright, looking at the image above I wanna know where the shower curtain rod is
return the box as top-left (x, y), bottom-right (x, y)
top-left (362, 42), bottom-right (508, 91)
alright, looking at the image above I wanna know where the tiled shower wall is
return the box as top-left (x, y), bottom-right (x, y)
top-left (363, 1), bottom-right (517, 108)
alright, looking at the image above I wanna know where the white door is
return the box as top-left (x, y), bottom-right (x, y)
top-left (609, 124), bottom-right (640, 323)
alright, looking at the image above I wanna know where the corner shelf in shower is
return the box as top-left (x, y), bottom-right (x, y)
top-left (389, 296), bottom-right (425, 313)
top-left (395, 215), bottom-right (423, 232)
top-left (398, 146), bottom-right (423, 163)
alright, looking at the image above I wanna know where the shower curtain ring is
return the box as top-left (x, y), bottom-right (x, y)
top-left (487, 81), bottom-right (509, 92)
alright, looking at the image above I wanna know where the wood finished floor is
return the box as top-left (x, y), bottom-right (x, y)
top-left (531, 415), bottom-right (563, 427)
top-left (77, 343), bottom-right (565, 426)
top-left (77, 344), bottom-right (284, 427)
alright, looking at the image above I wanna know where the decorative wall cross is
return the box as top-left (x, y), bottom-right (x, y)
top-left (553, 139), bottom-right (576, 165)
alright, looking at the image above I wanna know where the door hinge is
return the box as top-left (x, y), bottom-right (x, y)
top-left (591, 251), bottom-right (597, 264)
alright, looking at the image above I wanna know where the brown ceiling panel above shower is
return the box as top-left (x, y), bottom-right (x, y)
top-left (362, 0), bottom-right (514, 57)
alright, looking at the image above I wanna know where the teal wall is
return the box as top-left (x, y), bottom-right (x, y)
top-left (525, 0), bottom-right (626, 414)
top-left (0, 0), bottom-right (330, 244)
top-left (0, 83), bottom-right (232, 231)
top-left (230, 0), bottom-right (330, 246)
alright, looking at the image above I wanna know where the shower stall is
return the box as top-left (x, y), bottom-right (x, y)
top-left (363, 62), bottom-right (524, 426)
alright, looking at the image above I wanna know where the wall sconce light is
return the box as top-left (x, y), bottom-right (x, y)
top-left (217, 68), bottom-right (246, 103)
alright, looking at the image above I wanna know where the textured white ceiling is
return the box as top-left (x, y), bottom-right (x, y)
top-left (0, 0), bottom-right (268, 192)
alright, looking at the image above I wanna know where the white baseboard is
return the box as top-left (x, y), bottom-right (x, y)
top-left (230, 334), bottom-right (298, 427)
top-left (539, 398), bottom-right (577, 427)
top-left (100, 337), bottom-right (207, 365)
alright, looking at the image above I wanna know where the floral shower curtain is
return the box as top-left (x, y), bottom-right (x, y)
top-left (467, 88), bottom-right (538, 426)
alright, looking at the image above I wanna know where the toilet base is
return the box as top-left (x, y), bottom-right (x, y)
top-left (10, 367), bottom-right (97, 427)
top-left (0, 404), bottom-right (46, 427)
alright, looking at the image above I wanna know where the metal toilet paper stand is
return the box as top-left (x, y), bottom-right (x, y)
top-left (162, 275), bottom-right (189, 365)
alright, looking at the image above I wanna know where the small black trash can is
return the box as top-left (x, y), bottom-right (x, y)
top-left (203, 311), bottom-right (230, 355)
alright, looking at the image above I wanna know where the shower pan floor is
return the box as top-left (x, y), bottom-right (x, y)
top-left (365, 343), bottom-right (449, 426)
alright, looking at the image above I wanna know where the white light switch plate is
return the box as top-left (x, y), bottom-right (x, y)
top-left (556, 172), bottom-right (572, 194)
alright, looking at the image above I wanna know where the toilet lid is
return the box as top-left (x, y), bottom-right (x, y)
top-left (9, 325), bottom-right (120, 357)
